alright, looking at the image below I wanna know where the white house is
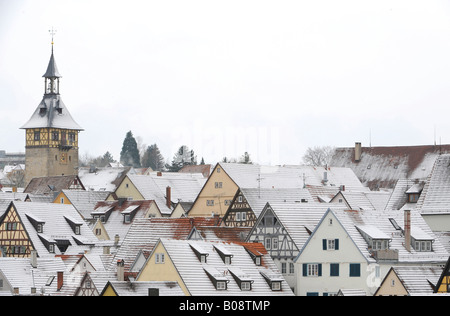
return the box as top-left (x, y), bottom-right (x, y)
top-left (295, 208), bottom-right (448, 296)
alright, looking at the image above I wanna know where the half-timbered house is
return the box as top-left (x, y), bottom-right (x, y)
top-left (246, 202), bottom-right (346, 292)
top-left (0, 201), bottom-right (97, 257)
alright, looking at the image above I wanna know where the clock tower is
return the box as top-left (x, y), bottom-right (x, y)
top-left (21, 38), bottom-right (83, 186)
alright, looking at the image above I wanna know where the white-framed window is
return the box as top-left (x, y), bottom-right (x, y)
top-left (307, 264), bottom-right (320, 277)
top-left (272, 238), bottom-right (278, 249)
top-left (236, 212), bottom-right (241, 221)
top-left (216, 281), bottom-right (227, 290)
top-left (49, 244), bottom-right (55, 253)
top-left (241, 282), bottom-right (251, 291)
top-left (265, 238), bottom-right (271, 250)
top-left (328, 239), bottom-right (335, 250)
top-left (271, 282), bottom-right (281, 291)
top-left (75, 226), bottom-right (80, 235)
top-left (155, 253), bottom-right (165, 264)
top-left (124, 214), bottom-right (131, 223)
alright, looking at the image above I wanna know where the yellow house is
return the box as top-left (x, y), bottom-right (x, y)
top-left (435, 257), bottom-right (450, 293)
top-left (188, 163), bottom-right (239, 217)
top-left (374, 266), bottom-right (442, 296)
top-left (137, 238), bottom-right (293, 296)
top-left (100, 280), bottom-right (184, 296)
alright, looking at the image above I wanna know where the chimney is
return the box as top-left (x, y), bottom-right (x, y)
top-left (114, 234), bottom-right (120, 247)
top-left (404, 210), bottom-right (411, 252)
top-left (13, 288), bottom-right (19, 295)
top-left (166, 186), bottom-right (172, 209)
top-left (57, 271), bottom-right (64, 291)
top-left (157, 171), bottom-right (162, 177)
top-left (355, 142), bottom-right (362, 162)
top-left (117, 259), bottom-right (125, 281)
top-left (30, 250), bottom-right (37, 268)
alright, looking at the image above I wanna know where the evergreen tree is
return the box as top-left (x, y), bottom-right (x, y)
top-left (120, 131), bottom-right (141, 168)
top-left (166, 145), bottom-right (197, 172)
top-left (141, 144), bottom-right (165, 171)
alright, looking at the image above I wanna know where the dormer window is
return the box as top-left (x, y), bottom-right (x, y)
top-left (229, 267), bottom-right (254, 291)
top-left (190, 243), bottom-right (209, 263)
top-left (214, 244), bottom-right (233, 265)
top-left (260, 271), bottom-right (283, 292)
top-left (64, 216), bottom-right (83, 235)
top-left (203, 266), bottom-right (229, 291)
top-left (37, 223), bottom-right (44, 233)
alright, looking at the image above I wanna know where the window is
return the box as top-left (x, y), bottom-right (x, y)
top-left (206, 200), bottom-right (215, 206)
top-left (414, 240), bottom-right (432, 252)
top-left (281, 263), bottom-right (286, 274)
top-left (216, 281), bottom-right (227, 290)
top-left (86, 281), bottom-right (91, 289)
top-left (124, 214), bottom-right (131, 224)
top-left (34, 131), bottom-right (40, 141)
top-left (52, 131), bottom-right (59, 141)
top-left (303, 263), bottom-right (322, 277)
top-left (238, 196), bottom-right (243, 203)
top-left (265, 238), bottom-right (271, 250)
top-left (330, 263), bottom-right (339, 277)
top-left (68, 133), bottom-right (76, 143)
top-left (0, 279), bottom-right (3, 288)
top-left (60, 198), bottom-right (64, 204)
top-left (271, 282), bottom-right (281, 291)
top-left (272, 238), bottom-right (278, 250)
top-left (95, 228), bottom-right (101, 235)
top-left (323, 239), bottom-right (339, 250)
top-left (75, 226), bottom-right (80, 235)
top-left (217, 168), bottom-right (221, 173)
top-left (349, 263), bottom-right (361, 277)
top-left (408, 194), bottom-right (419, 203)
top-left (37, 224), bottom-right (43, 233)
top-left (215, 182), bottom-right (223, 189)
top-left (49, 244), bottom-right (55, 253)
top-left (241, 282), bottom-right (251, 291)
top-left (155, 253), bottom-right (165, 264)
top-left (289, 263), bottom-right (295, 274)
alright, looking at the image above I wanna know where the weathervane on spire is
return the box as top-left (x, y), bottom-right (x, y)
top-left (49, 27), bottom-right (57, 46)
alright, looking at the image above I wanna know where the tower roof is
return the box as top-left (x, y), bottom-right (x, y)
top-left (21, 94), bottom-right (83, 130)
top-left (42, 49), bottom-right (62, 78)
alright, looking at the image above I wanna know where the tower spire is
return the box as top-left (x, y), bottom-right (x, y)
top-left (49, 27), bottom-right (56, 51)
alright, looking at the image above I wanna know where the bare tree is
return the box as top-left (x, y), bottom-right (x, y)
top-left (302, 146), bottom-right (336, 167)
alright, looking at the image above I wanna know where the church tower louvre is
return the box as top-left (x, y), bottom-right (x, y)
top-left (21, 35), bottom-right (83, 186)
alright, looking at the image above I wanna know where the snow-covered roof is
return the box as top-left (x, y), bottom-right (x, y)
top-left (417, 154), bottom-right (450, 215)
top-left (21, 94), bottom-right (83, 131)
top-left (387, 266), bottom-right (443, 295)
top-left (143, 238), bottom-right (293, 296)
top-left (219, 163), bottom-right (367, 192)
top-left (317, 208), bottom-right (449, 264)
top-left (104, 280), bottom-right (184, 296)
top-left (8, 201), bottom-right (98, 257)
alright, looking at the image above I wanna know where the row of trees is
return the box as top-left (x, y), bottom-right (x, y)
top-left (82, 131), bottom-right (256, 172)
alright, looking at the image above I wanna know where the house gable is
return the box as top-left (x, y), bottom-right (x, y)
top-left (136, 240), bottom-right (190, 296)
top-left (0, 202), bottom-right (35, 257)
top-left (188, 163), bottom-right (239, 217)
top-left (374, 268), bottom-right (408, 296)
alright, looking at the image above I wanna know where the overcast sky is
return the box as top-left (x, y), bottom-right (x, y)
top-left (1, 0), bottom-right (450, 166)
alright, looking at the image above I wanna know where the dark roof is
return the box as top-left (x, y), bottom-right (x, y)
top-left (24, 175), bottom-right (85, 195)
top-left (43, 51), bottom-right (61, 78)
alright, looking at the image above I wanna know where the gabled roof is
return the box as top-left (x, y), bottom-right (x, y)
top-left (0, 256), bottom-right (66, 295)
top-left (377, 266), bottom-right (442, 295)
top-left (299, 208), bottom-right (449, 264)
top-left (238, 187), bottom-right (314, 218)
top-left (24, 175), bottom-right (85, 195)
top-left (218, 163), bottom-right (367, 192)
top-left (109, 217), bottom-right (219, 273)
top-left (331, 190), bottom-right (390, 211)
top-left (254, 203), bottom-right (348, 251)
top-left (142, 238), bottom-right (293, 296)
top-left (91, 200), bottom-right (156, 241)
top-left (58, 189), bottom-right (109, 219)
top-left (330, 144), bottom-right (450, 190)
top-left (7, 201), bottom-right (98, 257)
top-left (417, 154), bottom-right (450, 215)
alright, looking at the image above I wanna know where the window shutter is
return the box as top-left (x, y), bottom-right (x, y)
top-left (303, 264), bottom-right (307, 277)
top-left (323, 239), bottom-right (327, 250)
top-left (318, 264), bottom-right (322, 277)
top-left (335, 239), bottom-right (339, 250)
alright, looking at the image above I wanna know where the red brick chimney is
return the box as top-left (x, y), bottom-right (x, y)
top-left (166, 186), bottom-right (172, 209)
top-left (57, 271), bottom-right (64, 291)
